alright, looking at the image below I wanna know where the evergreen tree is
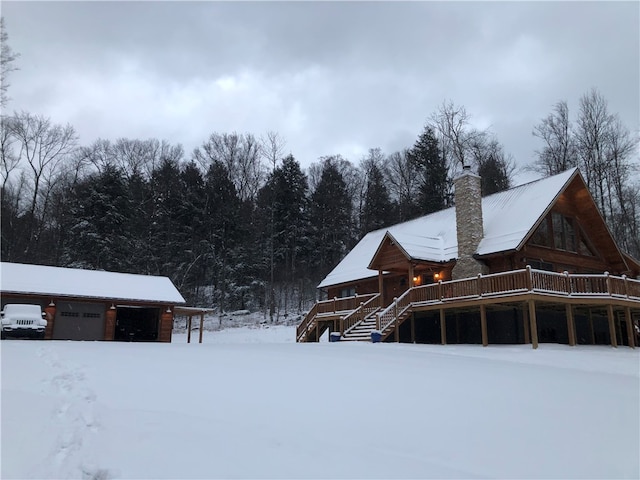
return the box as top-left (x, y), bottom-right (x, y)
top-left (65, 165), bottom-right (133, 271)
top-left (361, 162), bottom-right (395, 234)
top-left (309, 158), bottom-right (353, 279)
top-left (407, 125), bottom-right (448, 215)
top-left (203, 160), bottom-right (242, 311)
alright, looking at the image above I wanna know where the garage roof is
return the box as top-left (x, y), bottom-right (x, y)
top-left (0, 262), bottom-right (186, 304)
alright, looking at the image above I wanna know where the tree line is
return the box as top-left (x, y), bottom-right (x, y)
top-left (1, 19), bottom-right (638, 318)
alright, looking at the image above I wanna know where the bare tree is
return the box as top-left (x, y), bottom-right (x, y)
top-left (532, 100), bottom-right (577, 175)
top-left (10, 112), bottom-right (78, 255)
top-left (0, 17), bottom-right (20, 109)
top-left (384, 149), bottom-right (418, 221)
top-left (431, 100), bottom-right (484, 171)
top-left (0, 114), bottom-right (20, 199)
top-left (259, 131), bottom-right (286, 171)
top-left (258, 131), bottom-right (286, 322)
top-left (194, 132), bottom-right (265, 202)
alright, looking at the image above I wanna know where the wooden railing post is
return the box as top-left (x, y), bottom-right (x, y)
top-left (623, 275), bottom-right (629, 298)
top-left (376, 313), bottom-right (381, 331)
top-left (564, 271), bottom-right (571, 295)
top-left (526, 265), bottom-right (533, 291)
top-left (477, 273), bottom-right (483, 297)
top-left (393, 298), bottom-right (399, 342)
top-left (438, 280), bottom-right (443, 300)
top-left (333, 297), bottom-right (337, 313)
top-left (605, 272), bottom-right (611, 296)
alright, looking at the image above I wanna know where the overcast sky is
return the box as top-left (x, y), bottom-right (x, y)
top-left (3, 1), bottom-right (639, 182)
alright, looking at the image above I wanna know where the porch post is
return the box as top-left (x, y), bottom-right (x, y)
top-left (409, 264), bottom-right (415, 287)
top-left (410, 313), bottom-right (415, 343)
top-left (187, 315), bottom-right (193, 343)
top-left (523, 303), bottom-right (531, 344)
top-left (528, 300), bottom-right (538, 349)
top-left (45, 301), bottom-right (56, 340)
top-left (566, 304), bottom-right (576, 346)
top-left (607, 304), bottom-right (617, 348)
top-left (480, 304), bottom-right (488, 347)
top-left (199, 313), bottom-right (204, 344)
top-left (625, 307), bottom-right (635, 348)
top-left (588, 308), bottom-right (595, 345)
top-left (378, 270), bottom-right (384, 303)
top-left (440, 309), bottom-right (447, 345)
top-left (104, 305), bottom-right (116, 341)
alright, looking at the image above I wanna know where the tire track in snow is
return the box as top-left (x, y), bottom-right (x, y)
top-left (35, 346), bottom-right (111, 480)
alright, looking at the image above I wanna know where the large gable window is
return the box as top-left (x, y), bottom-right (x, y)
top-left (530, 212), bottom-right (597, 257)
top-left (552, 212), bottom-right (576, 252)
top-left (531, 218), bottom-right (551, 247)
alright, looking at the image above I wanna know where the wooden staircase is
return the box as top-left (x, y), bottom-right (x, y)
top-left (296, 293), bottom-right (381, 343)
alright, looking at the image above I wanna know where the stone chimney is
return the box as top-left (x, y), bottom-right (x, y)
top-left (451, 165), bottom-right (487, 280)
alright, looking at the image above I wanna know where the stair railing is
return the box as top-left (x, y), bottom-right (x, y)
top-left (341, 293), bottom-right (381, 335)
top-left (377, 287), bottom-right (413, 335)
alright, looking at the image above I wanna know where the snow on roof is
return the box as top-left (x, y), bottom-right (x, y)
top-left (318, 168), bottom-right (578, 289)
top-left (0, 262), bottom-right (186, 304)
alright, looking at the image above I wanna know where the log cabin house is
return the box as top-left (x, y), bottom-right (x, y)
top-left (1, 262), bottom-right (186, 342)
top-left (297, 167), bottom-right (640, 348)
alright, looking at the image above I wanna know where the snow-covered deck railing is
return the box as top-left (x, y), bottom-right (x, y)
top-left (341, 294), bottom-right (381, 336)
top-left (296, 293), bottom-right (377, 341)
top-left (374, 267), bottom-right (640, 340)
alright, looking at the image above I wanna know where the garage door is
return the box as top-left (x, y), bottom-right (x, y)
top-left (53, 302), bottom-right (106, 340)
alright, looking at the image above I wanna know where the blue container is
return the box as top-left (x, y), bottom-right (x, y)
top-left (329, 332), bottom-right (341, 342)
top-left (371, 331), bottom-right (382, 343)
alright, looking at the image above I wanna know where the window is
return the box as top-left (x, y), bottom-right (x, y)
top-left (531, 218), bottom-right (551, 247)
top-left (552, 212), bottom-right (577, 252)
top-left (578, 226), bottom-right (596, 257)
top-left (339, 287), bottom-right (355, 298)
top-left (528, 260), bottom-right (554, 271)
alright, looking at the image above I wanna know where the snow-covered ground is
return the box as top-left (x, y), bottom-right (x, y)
top-left (2, 326), bottom-right (639, 479)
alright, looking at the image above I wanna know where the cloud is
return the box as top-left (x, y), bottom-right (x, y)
top-left (3, 1), bottom-right (638, 179)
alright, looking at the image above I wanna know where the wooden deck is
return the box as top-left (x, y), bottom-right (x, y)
top-left (297, 267), bottom-right (640, 347)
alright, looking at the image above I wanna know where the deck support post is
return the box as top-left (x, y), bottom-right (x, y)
top-left (199, 313), bottom-right (204, 343)
top-left (588, 308), bottom-right (595, 345)
top-left (566, 304), bottom-right (576, 346)
top-left (187, 315), bottom-right (193, 343)
top-left (528, 300), bottom-right (538, 349)
top-left (315, 322), bottom-right (320, 343)
top-left (480, 304), bottom-right (488, 347)
top-left (410, 313), bottom-right (415, 343)
top-left (607, 304), bottom-right (617, 348)
top-left (409, 264), bottom-right (415, 287)
top-left (523, 303), bottom-right (530, 344)
top-left (440, 309), bottom-right (447, 345)
top-left (625, 307), bottom-right (635, 348)
top-left (378, 270), bottom-right (384, 304)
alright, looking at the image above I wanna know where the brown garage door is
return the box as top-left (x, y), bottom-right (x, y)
top-left (53, 301), bottom-right (106, 340)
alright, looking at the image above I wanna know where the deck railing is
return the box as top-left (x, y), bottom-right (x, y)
top-left (298, 268), bottom-right (640, 341)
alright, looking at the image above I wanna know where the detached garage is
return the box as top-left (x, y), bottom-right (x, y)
top-left (0, 262), bottom-right (186, 342)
